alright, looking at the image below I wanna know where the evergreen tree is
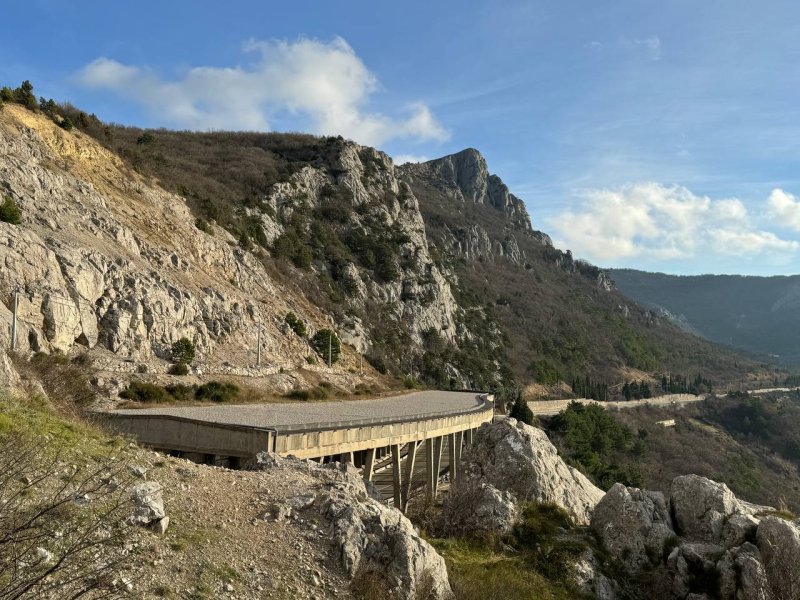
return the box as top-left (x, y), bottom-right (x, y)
top-left (509, 390), bottom-right (534, 425)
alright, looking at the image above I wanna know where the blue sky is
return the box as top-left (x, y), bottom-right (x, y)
top-left (2, 0), bottom-right (799, 275)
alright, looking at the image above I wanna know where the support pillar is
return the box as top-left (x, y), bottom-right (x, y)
top-left (363, 447), bottom-right (376, 483)
top-left (455, 430), bottom-right (464, 467)
top-left (432, 436), bottom-right (443, 498)
top-left (465, 428), bottom-right (474, 446)
top-left (341, 451), bottom-right (354, 464)
top-left (391, 444), bottom-right (402, 507)
top-left (401, 441), bottom-right (419, 512)
top-left (425, 438), bottom-right (435, 501)
top-left (447, 433), bottom-right (457, 483)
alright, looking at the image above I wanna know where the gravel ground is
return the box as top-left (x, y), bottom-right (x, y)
top-left (107, 391), bottom-right (484, 429)
top-left (120, 449), bottom-right (356, 599)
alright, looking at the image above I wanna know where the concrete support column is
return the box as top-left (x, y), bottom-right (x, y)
top-left (432, 436), bottom-right (443, 498)
top-left (465, 428), bottom-right (474, 446)
top-left (363, 447), bottom-right (376, 483)
top-left (447, 433), bottom-right (457, 483)
top-left (391, 444), bottom-right (402, 508)
top-left (341, 451), bottom-right (354, 464)
top-left (455, 430), bottom-right (464, 468)
top-left (425, 438), bottom-right (435, 501)
top-left (401, 441), bottom-right (419, 512)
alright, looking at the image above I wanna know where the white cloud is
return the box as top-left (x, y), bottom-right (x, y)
top-left (77, 37), bottom-right (450, 146)
top-left (768, 188), bottom-right (800, 232)
top-left (620, 36), bottom-right (662, 60)
top-left (547, 183), bottom-right (799, 263)
top-left (393, 154), bottom-right (429, 165)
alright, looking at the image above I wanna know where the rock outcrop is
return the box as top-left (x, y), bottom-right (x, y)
top-left (129, 481), bottom-right (169, 533)
top-left (591, 474), bottom-right (797, 600)
top-left (442, 419), bottom-right (604, 530)
top-left (401, 149), bottom-right (532, 231)
top-left (253, 453), bottom-right (452, 599)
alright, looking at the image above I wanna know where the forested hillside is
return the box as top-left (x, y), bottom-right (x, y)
top-left (611, 269), bottom-right (800, 365)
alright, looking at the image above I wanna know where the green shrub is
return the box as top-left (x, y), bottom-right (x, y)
top-left (285, 312), bottom-right (307, 337)
top-left (169, 362), bottom-right (189, 376)
top-left (195, 381), bottom-right (239, 403)
top-left (0, 197), bottom-right (21, 225)
top-left (305, 355), bottom-right (317, 365)
top-left (509, 391), bottom-right (535, 425)
top-left (170, 337), bottom-right (195, 365)
top-left (164, 383), bottom-right (196, 402)
top-left (195, 218), bottom-right (212, 233)
top-left (311, 329), bottom-right (341, 364)
top-left (529, 359), bottom-right (562, 385)
top-left (284, 386), bottom-right (328, 401)
top-left (119, 382), bottom-right (173, 403)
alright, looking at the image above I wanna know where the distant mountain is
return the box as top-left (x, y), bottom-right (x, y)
top-left (609, 269), bottom-right (800, 365)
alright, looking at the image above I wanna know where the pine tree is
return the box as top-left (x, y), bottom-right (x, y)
top-left (509, 390), bottom-right (534, 425)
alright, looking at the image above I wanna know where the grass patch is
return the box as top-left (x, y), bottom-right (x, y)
top-left (430, 538), bottom-right (578, 600)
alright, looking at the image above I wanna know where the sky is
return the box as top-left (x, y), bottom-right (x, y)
top-left (1, 0), bottom-right (799, 275)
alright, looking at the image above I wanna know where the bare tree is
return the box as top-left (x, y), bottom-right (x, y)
top-left (0, 433), bottom-right (136, 599)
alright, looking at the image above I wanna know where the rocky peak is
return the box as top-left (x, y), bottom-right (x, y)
top-left (402, 148), bottom-right (533, 231)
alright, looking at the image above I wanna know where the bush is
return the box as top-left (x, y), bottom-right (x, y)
top-left (509, 390), bottom-right (535, 425)
top-left (163, 383), bottom-right (196, 402)
top-left (284, 386), bottom-right (329, 401)
top-left (195, 381), bottom-right (239, 403)
top-left (169, 362), bottom-right (189, 376)
top-left (311, 329), bottom-right (341, 364)
top-left (285, 312), bottom-right (307, 337)
top-left (119, 381), bottom-right (173, 403)
top-left (0, 197), bottom-right (21, 225)
top-left (170, 337), bottom-right (195, 365)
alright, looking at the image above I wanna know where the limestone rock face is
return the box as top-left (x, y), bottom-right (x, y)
top-left (756, 516), bottom-right (800, 600)
top-left (0, 102), bottom-right (463, 387)
top-left (400, 148), bottom-right (532, 231)
top-left (440, 482), bottom-right (519, 536)
top-left (591, 475), bottom-right (796, 600)
top-left (591, 483), bottom-right (675, 571)
top-left (453, 418), bottom-right (603, 525)
top-left (671, 475), bottom-right (739, 541)
top-left (253, 454), bottom-right (452, 600)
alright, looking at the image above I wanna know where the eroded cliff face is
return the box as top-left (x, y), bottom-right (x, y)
top-left (0, 104), bottom-right (466, 391)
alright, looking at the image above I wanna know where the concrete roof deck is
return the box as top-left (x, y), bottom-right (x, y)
top-left (107, 390), bottom-right (487, 433)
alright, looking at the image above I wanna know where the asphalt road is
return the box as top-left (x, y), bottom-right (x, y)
top-left (109, 390), bottom-right (485, 430)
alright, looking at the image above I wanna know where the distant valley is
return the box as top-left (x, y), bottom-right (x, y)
top-left (610, 269), bottom-right (800, 365)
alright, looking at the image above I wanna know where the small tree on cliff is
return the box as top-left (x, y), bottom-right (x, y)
top-left (509, 390), bottom-right (535, 425)
top-left (0, 197), bottom-right (21, 225)
top-left (312, 329), bottom-right (341, 365)
top-left (171, 337), bottom-right (196, 366)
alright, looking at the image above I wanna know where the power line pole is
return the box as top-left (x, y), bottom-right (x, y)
top-left (256, 323), bottom-right (262, 368)
top-left (11, 288), bottom-right (18, 352)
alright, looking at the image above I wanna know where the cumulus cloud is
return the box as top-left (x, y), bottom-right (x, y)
top-left (393, 154), bottom-right (429, 165)
top-left (547, 183), bottom-right (799, 263)
top-left (768, 188), bottom-right (800, 232)
top-left (77, 37), bottom-right (450, 146)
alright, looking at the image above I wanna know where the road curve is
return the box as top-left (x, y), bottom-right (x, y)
top-left (108, 390), bottom-right (485, 431)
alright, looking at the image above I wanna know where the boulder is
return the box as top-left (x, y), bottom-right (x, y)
top-left (129, 481), bottom-right (166, 527)
top-left (458, 418), bottom-right (603, 525)
top-left (591, 483), bottom-right (675, 571)
top-left (573, 549), bottom-right (617, 600)
top-left (720, 513), bottom-right (759, 548)
top-left (756, 516), bottom-right (800, 600)
top-left (670, 475), bottom-right (738, 541)
top-left (717, 543), bottom-right (770, 600)
top-left (253, 454), bottom-right (452, 599)
top-left (440, 482), bottom-right (519, 536)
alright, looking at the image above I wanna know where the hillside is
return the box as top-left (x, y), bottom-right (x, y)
top-left (610, 269), bottom-right (800, 365)
top-left (0, 88), bottom-right (769, 399)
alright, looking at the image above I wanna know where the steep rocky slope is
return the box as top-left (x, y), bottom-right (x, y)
top-left (401, 150), bottom-right (756, 384)
top-left (0, 97), bottom-right (762, 397)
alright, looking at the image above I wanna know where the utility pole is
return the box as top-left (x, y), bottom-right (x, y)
top-left (360, 353), bottom-right (363, 375)
top-left (11, 288), bottom-right (18, 351)
top-left (256, 323), bottom-right (262, 368)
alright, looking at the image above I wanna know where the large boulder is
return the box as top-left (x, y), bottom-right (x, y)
top-left (670, 475), bottom-right (739, 541)
top-left (440, 482), bottom-right (519, 536)
top-left (756, 516), bottom-right (800, 600)
top-left (591, 483), bottom-right (675, 571)
top-left (457, 418), bottom-right (603, 525)
top-left (717, 543), bottom-right (771, 600)
top-left (254, 454), bottom-right (452, 600)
